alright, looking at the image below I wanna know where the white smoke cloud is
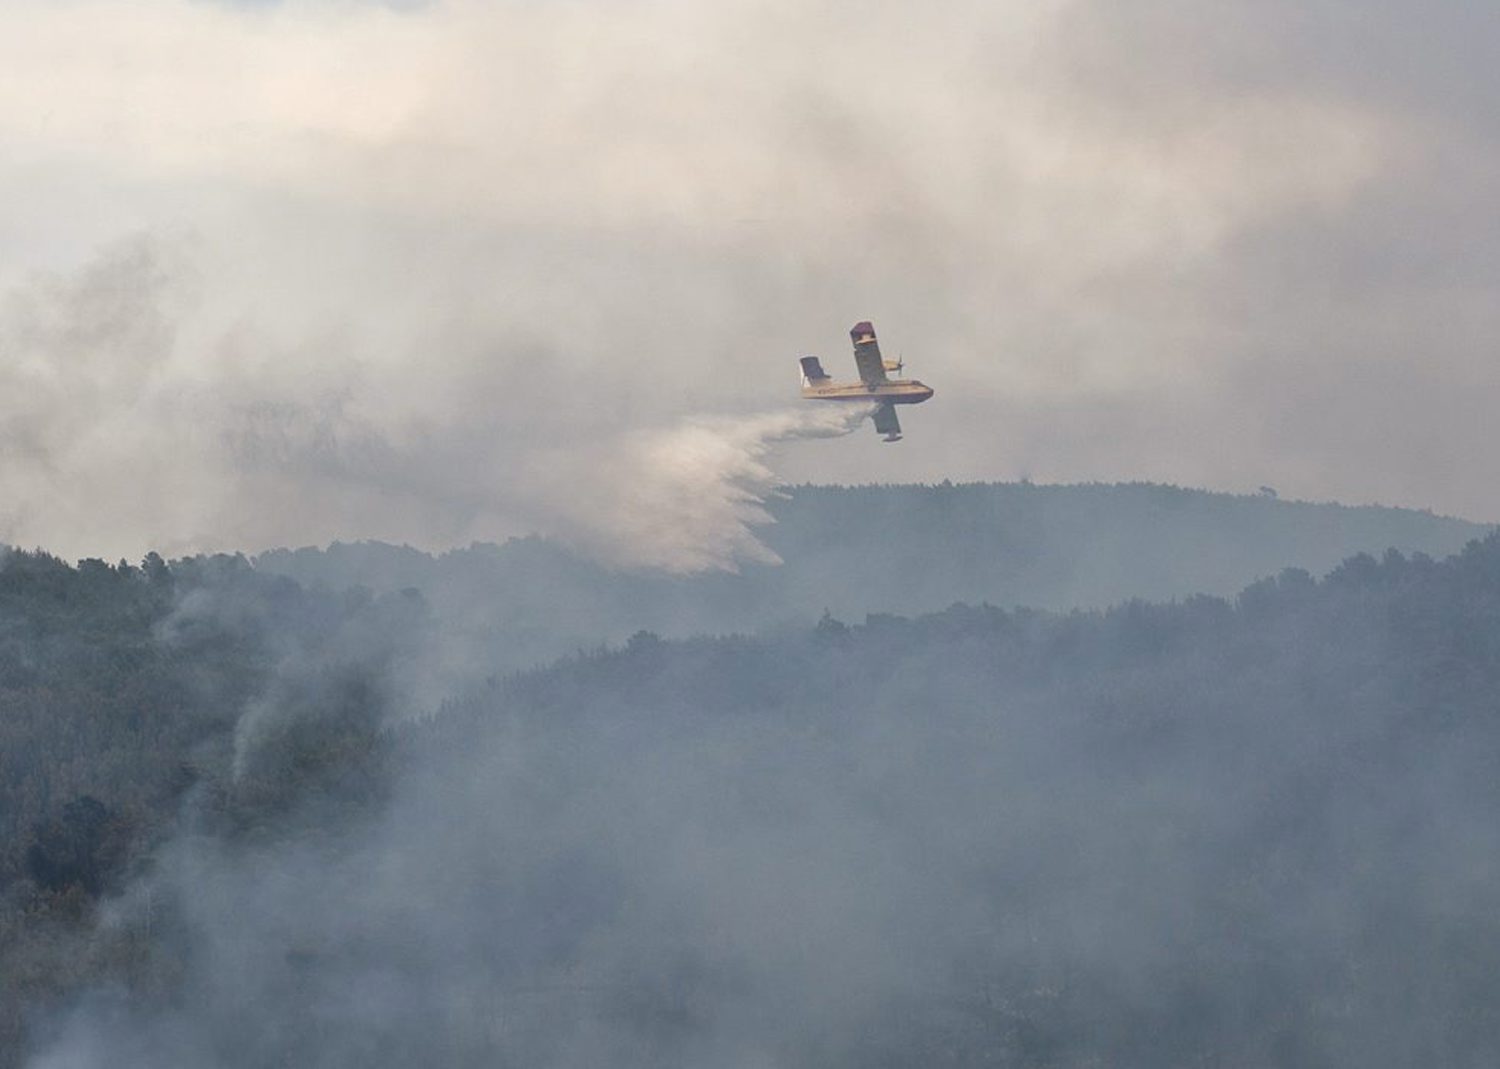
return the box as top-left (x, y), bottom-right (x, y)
top-left (0, 234), bottom-right (877, 571)
top-left (1, 0), bottom-right (1498, 557)
top-left (528, 404), bottom-right (876, 573)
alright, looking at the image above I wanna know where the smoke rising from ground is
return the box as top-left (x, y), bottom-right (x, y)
top-left (26, 541), bottom-right (1500, 1067)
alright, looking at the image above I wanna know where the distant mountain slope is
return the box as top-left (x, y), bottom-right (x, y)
top-left (761, 481), bottom-right (1487, 611)
top-left (257, 481), bottom-right (1488, 672)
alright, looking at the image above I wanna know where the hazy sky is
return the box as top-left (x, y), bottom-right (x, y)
top-left (1, 0), bottom-right (1496, 562)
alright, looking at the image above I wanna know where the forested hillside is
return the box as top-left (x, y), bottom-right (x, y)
top-left (255, 480), bottom-right (1488, 674)
top-left (0, 550), bottom-right (414, 1060)
top-left (9, 531), bottom-right (1500, 1066)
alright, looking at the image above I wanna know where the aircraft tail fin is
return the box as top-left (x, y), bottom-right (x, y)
top-left (799, 356), bottom-right (831, 385)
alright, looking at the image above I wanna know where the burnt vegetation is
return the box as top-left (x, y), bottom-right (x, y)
top-left (3, 483), bottom-right (1500, 1066)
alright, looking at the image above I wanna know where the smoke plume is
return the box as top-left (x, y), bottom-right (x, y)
top-left (529, 405), bottom-right (875, 572)
top-left (0, 237), bottom-right (873, 572)
top-left (5, 0), bottom-right (1500, 523)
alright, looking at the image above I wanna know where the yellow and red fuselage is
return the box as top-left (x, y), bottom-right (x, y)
top-left (800, 379), bottom-right (935, 404)
top-left (798, 322), bottom-right (933, 441)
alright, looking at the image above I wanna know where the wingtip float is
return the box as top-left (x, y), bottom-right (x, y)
top-left (798, 321), bottom-right (934, 442)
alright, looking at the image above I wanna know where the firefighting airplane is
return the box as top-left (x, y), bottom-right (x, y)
top-left (799, 321), bottom-right (934, 442)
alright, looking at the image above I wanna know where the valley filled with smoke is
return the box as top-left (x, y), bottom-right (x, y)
top-left (3, 486), bottom-right (1498, 1067)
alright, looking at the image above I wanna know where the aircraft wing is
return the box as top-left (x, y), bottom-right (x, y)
top-left (850, 321), bottom-right (889, 385)
top-left (872, 403), bottom-right (902, 442)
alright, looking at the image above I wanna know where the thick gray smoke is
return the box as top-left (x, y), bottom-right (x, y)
top-left (3, 0), bottom-right (1500, 527)
top-left (22, 617), bottom-right (1020, 1069)
top-left (0, 237), bottom-right (870, 572)
top-left (31, 542), bottom-right (1500, 1068)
